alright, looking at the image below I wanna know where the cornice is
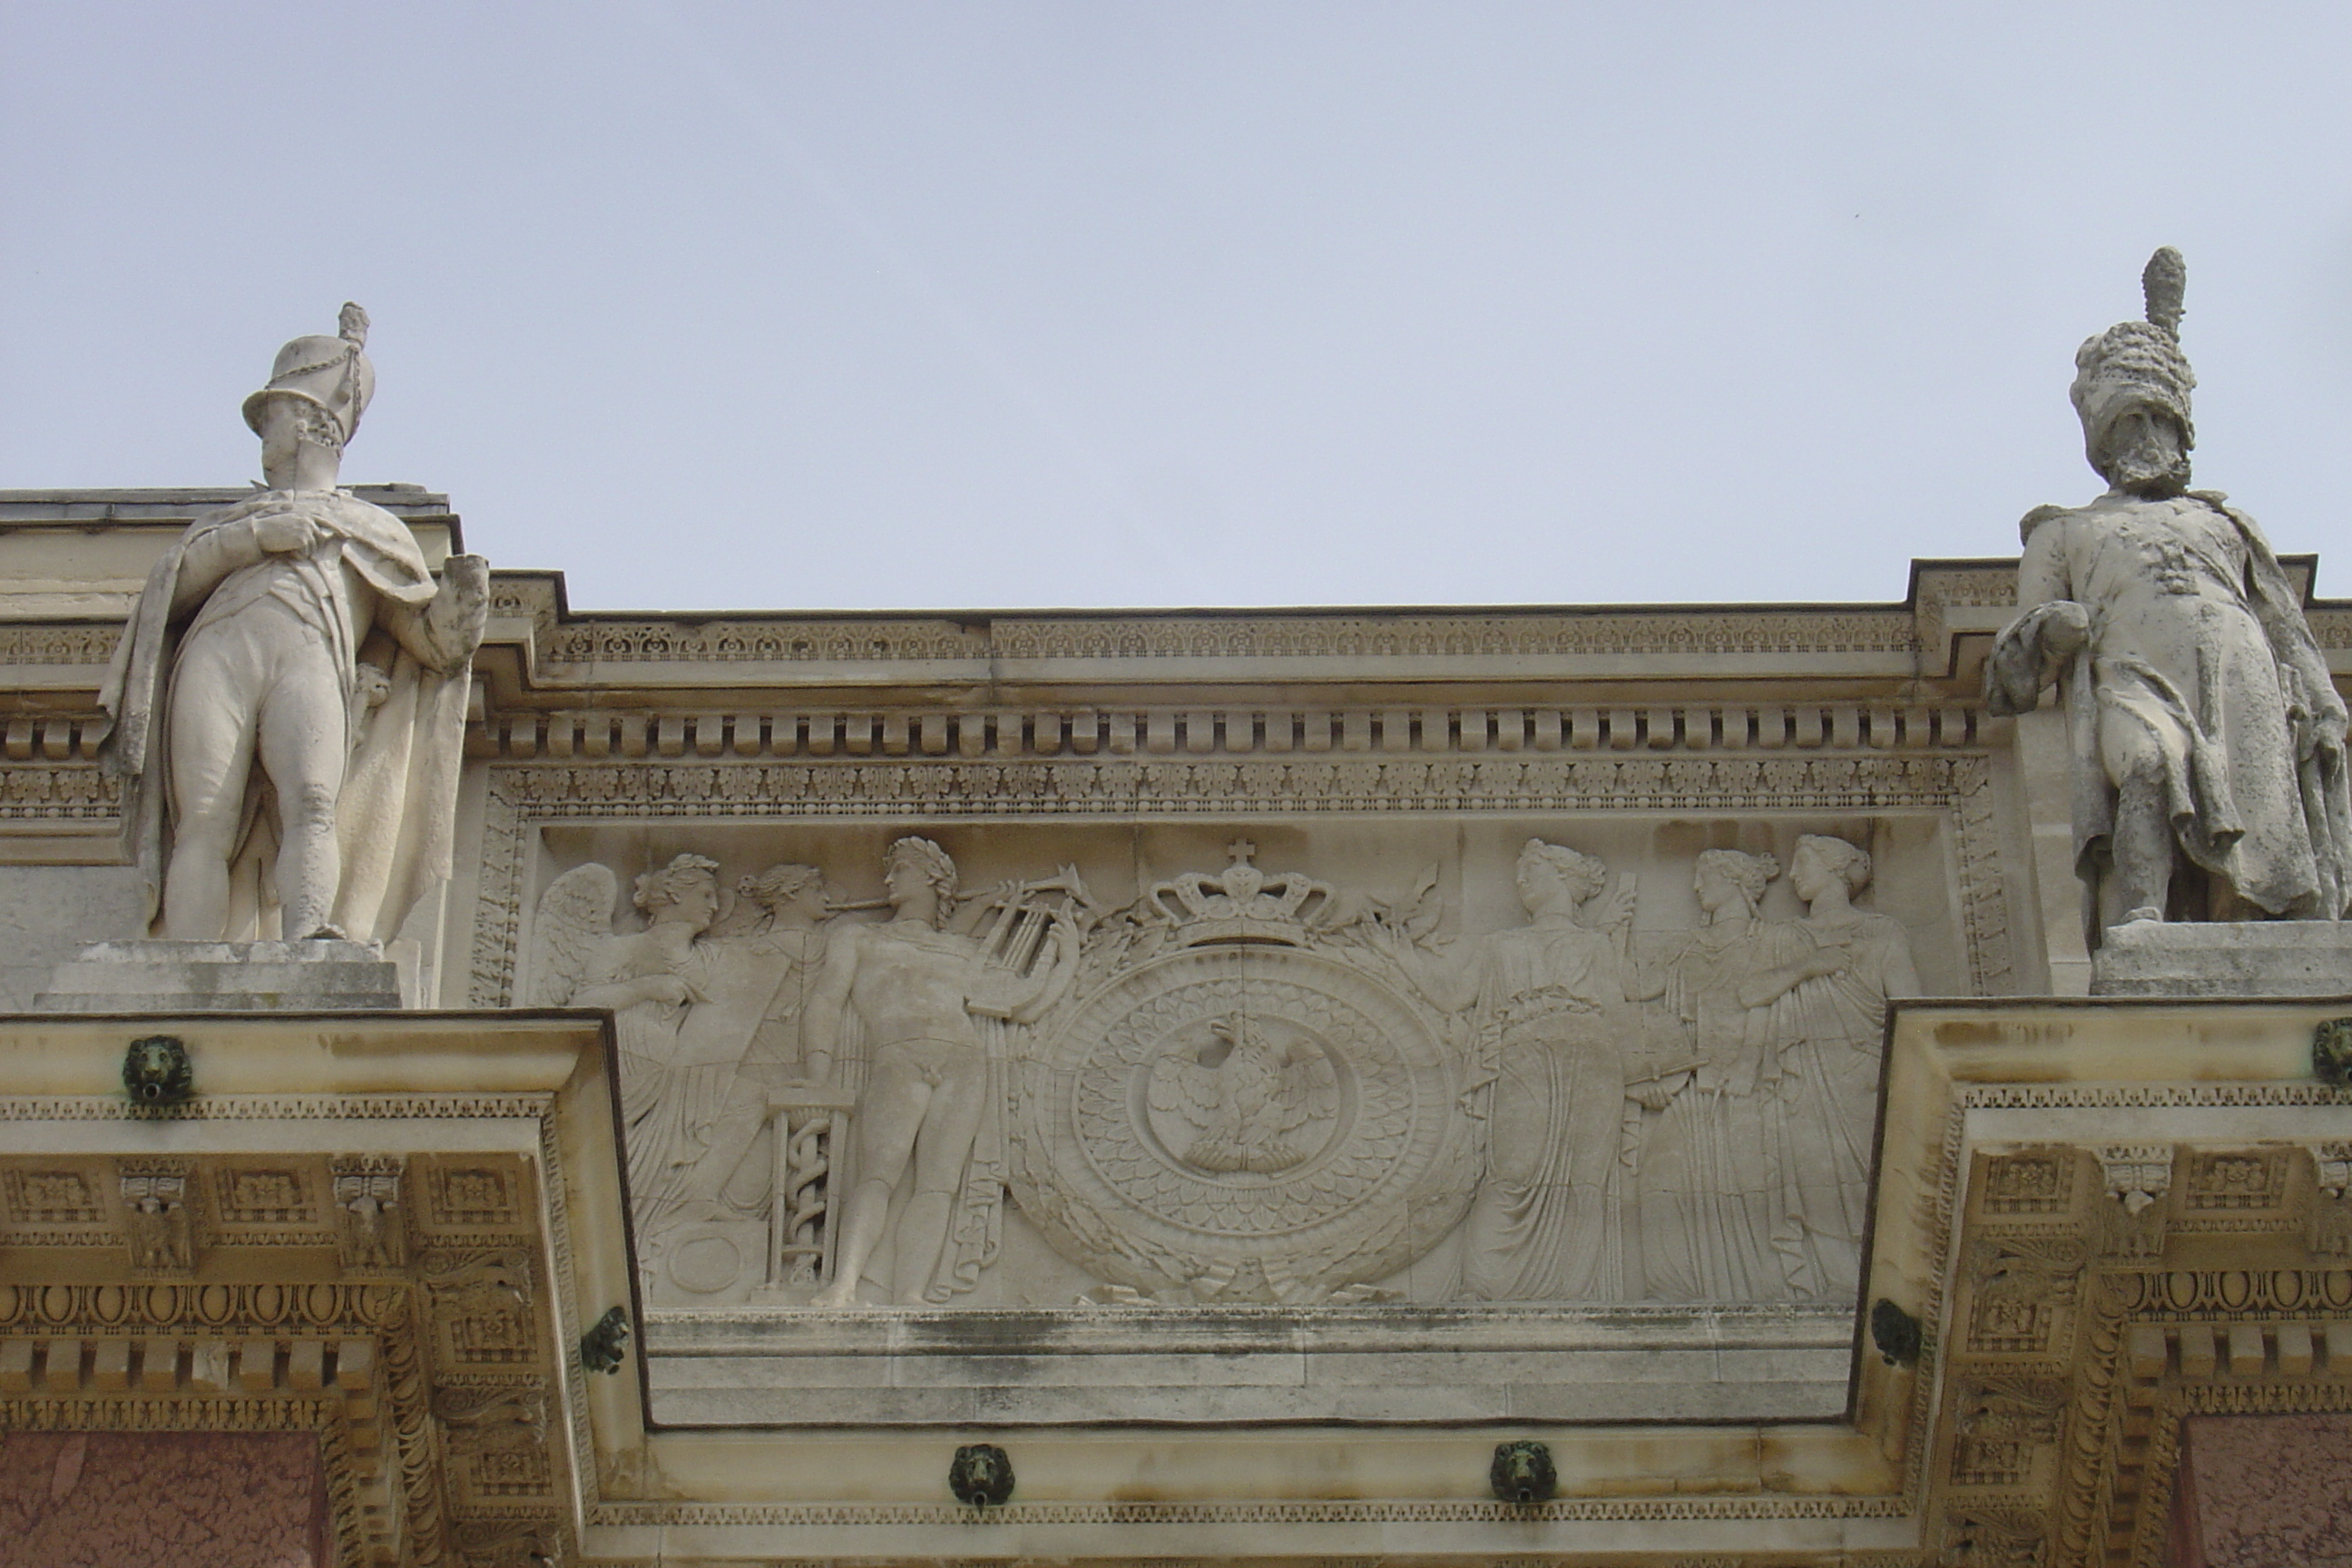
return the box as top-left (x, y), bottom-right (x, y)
top-left (0, 1014), bottom-right (632, 1568)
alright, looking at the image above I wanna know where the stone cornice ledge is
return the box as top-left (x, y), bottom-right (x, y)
top-left (0, 1008), bottom-right (639, 1568)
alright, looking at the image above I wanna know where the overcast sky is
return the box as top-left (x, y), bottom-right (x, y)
top-left (5, 3), bottom-right (2351, 612)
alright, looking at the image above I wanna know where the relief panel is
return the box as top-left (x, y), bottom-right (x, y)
top-left (516, 812), bottom-right (1961, 1315)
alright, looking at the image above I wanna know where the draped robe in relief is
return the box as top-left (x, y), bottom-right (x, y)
top-left (1767, 910), bottom-right (1916, 1301)
top-left (1454, 920), bottom-right (1630, 1301)
top-left (671, 923), bottom-right (835, 1211)
top-left (588, 928), bottom-right (715, 1235)
top-left (1638, 918), bottom-right (1803, 1302)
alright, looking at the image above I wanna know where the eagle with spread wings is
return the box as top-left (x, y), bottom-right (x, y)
top-left (1147, 1012), bottom-right (1338, 1175)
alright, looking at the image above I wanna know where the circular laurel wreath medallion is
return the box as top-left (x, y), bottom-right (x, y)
top-left (1011, 946), bottom-right (1474, 1302)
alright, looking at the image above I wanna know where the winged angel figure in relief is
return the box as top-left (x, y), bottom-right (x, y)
top-left (1148, 1012), bottom-right (1338, 1175)
top-left (528, 854), bottom-right (724, 1234)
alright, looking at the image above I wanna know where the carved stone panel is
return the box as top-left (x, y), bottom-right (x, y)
top-left (509, 812), bottom-right (1964, 1313)
top-left (331, 1156), bottom-right (407, 1270)
top-left (117, 1160), bottom-right (194, 1276)
top-left (1014, 946), bottom-right (1473, 1304)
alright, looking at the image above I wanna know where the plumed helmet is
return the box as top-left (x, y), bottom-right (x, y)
top-left (241, 303), bottom-right (376, 447)
top-left (2069, 249), bottom-right (2194, 466)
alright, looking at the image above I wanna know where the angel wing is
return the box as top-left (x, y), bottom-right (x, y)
top-left (526, 862), bottom-right (619, 1006)
top-left (1273, 1048), bottom-right (1339, 1135)
top-left (1147, 1053), bottom-right (1222, 1129)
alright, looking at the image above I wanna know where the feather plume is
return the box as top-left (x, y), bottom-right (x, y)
top-left (338, 301), bottom-right (370, 348)
top-left (2141, 249), bottom-right (2185, 338)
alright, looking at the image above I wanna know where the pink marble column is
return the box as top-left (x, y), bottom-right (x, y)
top-left (2171, 1412), bottom-right (2352, 1568)
top-left (0, 1431), bottom-right (326, 1568)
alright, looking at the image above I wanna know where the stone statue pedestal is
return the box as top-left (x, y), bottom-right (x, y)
top-left (2091, 921), bottom-right (2352, 998)
top-left (36, 939), bottom-right (406, 1013)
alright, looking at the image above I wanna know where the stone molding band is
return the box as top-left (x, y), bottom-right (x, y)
top-left (483, 701), bottom-right (1986, 763)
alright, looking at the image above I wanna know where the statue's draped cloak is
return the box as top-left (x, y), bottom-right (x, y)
top-left (1988, 494), bottom-right (2352, 918)
top-left (95, 492), bottom-right (470, 942)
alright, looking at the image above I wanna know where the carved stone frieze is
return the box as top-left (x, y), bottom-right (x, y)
top-left (1937, 1504), bottom-right (2047, 1568)
top-left (481, 751), bottom-right (1997, 824)
top-left (0, 626), bottom-right (134, 669)
top-left (420, 1242), bottom-right (542, 1369)
top-left (485, 700), bottom-right (1986, 764)
top-left (514, 599), bottom-right (1931, 671)
top-left (0, 762), bottom-right (121, 822)
top-left (14, 433), bottom-right (2352, 1562)
top-left (286, 556), bottom-right (2352, 687)
top-left (468, 751), bottom-right (2009, 1021)
top-left (0, 1161), bottom-right (114, 1246)
top-left (431, 1376), bottom-right (548, 1435)
top-left (451, 1516), bottom-right (566, 1568)
top-left (207, 1163), bottom-right (333, 1248)
top-left (2181, 1148), bottom-right (2289, 1210)
top-left (1981, 1152), bottom-right (2074, 1216)
top-left (2309, 1142), bottom-right (2352, 1258)
top-left (1948, 1374), bottom-right (2068, 1489)
top-left (424, 1161), bottom-right (528, 1230)
top-left (1903, 1024), bottom-right (2352, 1568)
top-left (530, 823), bottom-right (1933, 1313)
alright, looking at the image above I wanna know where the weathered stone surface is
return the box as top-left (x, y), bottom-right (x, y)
top-left (642, 1303), bottom-right (1855, 1426)
top-left (6, 244), bottom-right (2352, 1564)
top-left (2090, 920), bottom-right (2352, 997)
top-left (0, 1014), bottom-right (622, 1568)
top-left (0, 865), bottom-right (145, 1008)
top-left (0, 1432), bottom-right (328, 1568)
top-left (2174, 1413), bottom-right (2352, 1568)
top-left (37, 938), bottom-right (404, 1012)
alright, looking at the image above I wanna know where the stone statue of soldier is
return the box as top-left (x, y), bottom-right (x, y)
top-left (98, 305), bottom-right (489, 943)
top-left (1985, 250), bottom-right (2352, 931)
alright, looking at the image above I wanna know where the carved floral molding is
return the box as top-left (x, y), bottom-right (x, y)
top-left (0, 1110), bottom-right (592, 1568)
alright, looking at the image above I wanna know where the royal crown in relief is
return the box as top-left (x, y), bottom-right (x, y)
top-left (1146, 839), bottom-right (1339, 947)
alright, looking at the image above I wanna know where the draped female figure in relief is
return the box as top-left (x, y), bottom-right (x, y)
top-left (530, 854), bottom-right (722, 1235)
top-left (1637, 849), bottom-right (1840, 1301)
top-left (1768, 835), bottom-right (1918, 1301)
top-left (1396, 840), bottom-right (1640, 1301)
top-left (674, 863), bottom-right (838, 1216)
